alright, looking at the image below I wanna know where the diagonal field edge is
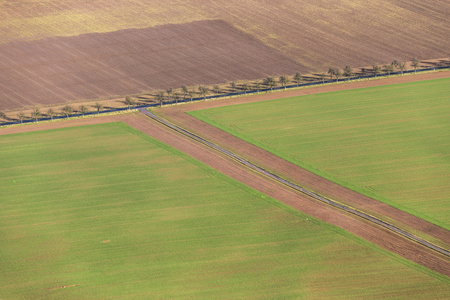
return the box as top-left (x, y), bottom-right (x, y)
top-left (139, 108), bottom-right (450, 257)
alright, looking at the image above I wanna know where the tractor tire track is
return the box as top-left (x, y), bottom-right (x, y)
top-left (1, 111), bottom-right (449, 275)
top-left (139, 108), bottom-right (450, 258)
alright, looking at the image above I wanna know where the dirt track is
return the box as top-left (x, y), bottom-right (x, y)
top-left (153, 71), bottom-right (450, 274)
top-left (155, 71), bottom-right (450, 242)
top-left (2, 72), bottom-right (449, 275)
top-left (124, 112), bottom-right (450, 276)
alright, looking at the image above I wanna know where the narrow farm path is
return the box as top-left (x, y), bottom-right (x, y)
top-left (154, 71), bottom-right (450, 243)
top-left (127, 110), bottom-right (450, 276)
top-left (140, 108), bottom-right (450, 256)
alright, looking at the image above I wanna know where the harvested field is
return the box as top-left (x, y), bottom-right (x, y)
top-left (1, 0), bottom-right (449, 68)
top-left (1, 0), bottom-right (449, 110)
top-left (0, 20), bottom-right (303, 111)
top-left (1, 122), bottom-right (449, 298)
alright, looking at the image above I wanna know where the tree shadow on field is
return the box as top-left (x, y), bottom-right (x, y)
top-left (136, 94), bottom-right (153, 100)
top-left (1, 116), bottom-right (13, 122)
top-left (309, 74), bottom-right (325, 82)
top-left (134, 94), bottom-right (155, 103)
top-left (356, 68), bottom-right (371, 76)
top-left (423, 59), bottom-right (450, 67)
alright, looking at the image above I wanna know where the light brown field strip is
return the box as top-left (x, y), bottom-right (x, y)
top-left (131, 111), bottom-right (450, 275)
top-left (141, 108), bottom-right (450, 255)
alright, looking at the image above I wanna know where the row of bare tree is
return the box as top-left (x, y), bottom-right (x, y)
top-left (152, 59), bottom-right (426, 107)
top-left (150, 72), bottom-right (304, 108)
top-left (0, 103), bottom-right (105, 124)
top-left (327, 58), bottom-right (421, 81)
top-left (0, 58), bottom-right (441, 123)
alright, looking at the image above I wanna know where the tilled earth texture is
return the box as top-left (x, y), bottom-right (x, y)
top-left (1, 0), bottom-right (449, 110)
top-left (0, 20), bottom-right (302, 110)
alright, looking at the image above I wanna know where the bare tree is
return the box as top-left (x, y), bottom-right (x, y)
top-left (328, 67), bottom-right (335, 80)
top-left (125, 96), bottom-right (135, 110)
top-left (279, 75), bottom-right (289, 90)
top-left (79, 105), bottom-right (89, 116)
top-left (156, 91), bottom-right (165, 107)
top-left (264, 77), bottom-right (276, 91)
top-left (181, 85), bottom-right (189, 100)
top-left (241, 83), bottom-right (250, 94)
top-left (397, 62), bottom-right (407, 75)
top-left (62, 105), bottom-right (73, 118)
top-left (213, 85), bottom-right (221, 94)
top-left (174, 93), bottom-right (180, 105)
top-left (189, 90), bottom-right (195, 102)
top-left (334, 68), bottom-right (342, 82)
top-left (47, 108), bottom-right (55, 121)
top-left (293, 72), bottom-right (302, 86)
top-left (166, 88), bottom-right (173, 103)
top-left (412, 58), bottom-right (420, 73)
top-left (255, 81), bottom-right (262, 92)
top-left (94, 102), bottom-right (103, 115)
top-left (230, 81), bottom-right (237, 92)
top-left (17, 112), bottom-right (26, 123)
top-left (344, 66), bottom-right (354, 78)
top-left (0, 112), bottom-right (6, 120)
top-left (372, 64), bottom-right (381, 77)
top-left (31, 108), bottom-right (40, 122)
top-left (383, 64), bottom-right (395, 76)
top-left (198, 86), bottom-right (208, 100)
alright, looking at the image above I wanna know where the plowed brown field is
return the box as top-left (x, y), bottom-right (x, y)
top-left (1, 0), bottom-right (449, 110)
top-left (0, 20), bottom-right (303, 111)
top-left (2, 0), bottom-right (449, 68)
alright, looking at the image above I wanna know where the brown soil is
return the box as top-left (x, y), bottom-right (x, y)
top-left (1, 58), bottom-right (447, 124)
top-left (0, 20), bottom-right (303, 111)
top-left (2, 72), bottom-right (449, 276)
top-left (1, 1), bottom-right (449, 113)
top-left (47, 284), bottom-right (78, 290)
top-left (2, 1), bottom-right (449, 70)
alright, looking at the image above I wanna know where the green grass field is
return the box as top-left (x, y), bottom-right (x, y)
top-left (1, 122), bottom-right (448, 298)
top-left (190, 78), bottom-right (450, 230)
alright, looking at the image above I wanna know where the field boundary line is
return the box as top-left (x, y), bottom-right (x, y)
top-left (1, 67), bottom-right (449, 127)
top-left (139, 108), bottom-right (450, 257)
